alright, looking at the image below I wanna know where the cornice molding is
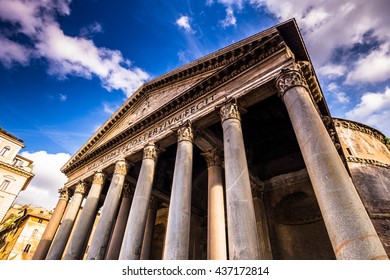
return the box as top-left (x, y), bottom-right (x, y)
top-left (0, 161), bottom-right (34, 178)
top-left (334, 118), bottom-right (386, 143)
top-left (63, 33), bottom-right (286, 174)
top-left (346, 156), bottom-right (390, 169)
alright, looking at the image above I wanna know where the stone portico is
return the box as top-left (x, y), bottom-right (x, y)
top-left (33, 19), bottom-right (390, 260)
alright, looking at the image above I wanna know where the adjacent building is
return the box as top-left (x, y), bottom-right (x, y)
top-left (0, 204), bottom-right (51, 260)
top-left (34, 19), bottom-right (390, 260)
top-left (0, 128), bottom-right (34, 223)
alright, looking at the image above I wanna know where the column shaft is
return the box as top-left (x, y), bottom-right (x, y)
top-left (220, 101), bottom-right (260, 260)
top-left (105, 185), bottom-right (132, 259)
top-left (276, 65), bottom-right (388, 260)
top-left (252, 189), bottom-right (272, 259)
top-left (119, 143), bottom-right (157, 260)
top-left (86, 159), bottom-right (127, 260)
top-left (163, 122), bottom-right (193, 260)
top-left (140, 201), bottom-right (159, 260)
top-left (202, 149), bottom-right (227, 260)
top-left (46, 183), bottom-right (85, 260)
top-left (63, 172), bottom-right (105, 260)
top-left (32, 188), bottom-right (68, 260)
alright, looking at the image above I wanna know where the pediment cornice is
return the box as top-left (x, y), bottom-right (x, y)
top-left (62, 31), bottom-right (286, 174)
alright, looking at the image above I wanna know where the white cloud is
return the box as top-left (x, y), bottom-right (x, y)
top-left (249, 0), bottom-right (390, 66)
top-left (0, 0), bottom-right (149, 97)
top-left (346, 87), bottom-right (390, 136)
top-left (0, 36), bottom-right (32, 67)
top-left (103, 102), bottom-right (118, 115)
top-left (59, 94), bottom-right (67, 102)
top-left (346, 43), bottom-right (390, 85)
top-left (80, 22), bottom-right (103, 38)
top-left (15, 151), bottom-right (71, 210)
top-left (220, 7), bottom-right (237, 28)
top-left (318, 64), bottom-right (347, 78)
top-left (326, 82), bottom-right (350, 104)
top-left (176, 16), bottom-right (192, 32)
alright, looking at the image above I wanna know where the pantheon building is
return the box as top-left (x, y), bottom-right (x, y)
top-left (34, 19), bottom-right (390, 260)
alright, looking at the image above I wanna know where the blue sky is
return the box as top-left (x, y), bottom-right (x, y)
top-left (1, 0), bottom-right (389, 209)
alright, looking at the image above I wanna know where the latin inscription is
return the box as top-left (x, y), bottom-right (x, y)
top-left (86, 93), bottom-right (217, 172)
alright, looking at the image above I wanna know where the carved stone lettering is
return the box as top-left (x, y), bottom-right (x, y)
top-left (85, 93), bottom-right (218, 172)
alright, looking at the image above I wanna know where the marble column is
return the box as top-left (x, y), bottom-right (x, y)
top-left (163, 121), bottom-right (193, 260)
top-left (46, 182), bottom-right (85, 260)
top-left (220, 100), bottom-right (260, 259)
top-left (86, 159), bottom-right (127, 260)
top-left (105, 184), bottom-right (133, 260)
top-left (32, 188), bottom-right (69, 260)
top-left (251, 185), bottom-right (273, 260)
top-left (140, 197), bottom-right (160, 260)
top-left (63, 172), bottom-right (105, 260)
top-left (119, 143), bottom-right (157, 260)
top-left (275, 64), bottom-right (388, 260)
top-left (201, 148), bottom-right (227, 260)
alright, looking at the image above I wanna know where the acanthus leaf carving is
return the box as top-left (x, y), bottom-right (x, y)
top-left (177, 120), bottom-right (193, 142)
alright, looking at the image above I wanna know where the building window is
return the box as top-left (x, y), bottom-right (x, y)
top-left (0, 146), bottom-right (10, 157)
top-left (0, 180), bottom-right (10, 191)
top-left (346, 147), bottom-right (353, 156)
top-left (32, 229), bottom-right (38, 238)
top-left (38, 219), bottom-right (43, 223)
top-left (23, 244), bottom-right (31, 253)
top-left (12, 158), bottom-right (22, 167)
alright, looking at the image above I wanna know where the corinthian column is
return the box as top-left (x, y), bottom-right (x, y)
top-left (46, 182), bottom-right (85, 260)
top-left (251, 185), bottom-right (272, 260)
top-left (275, 64), bottom-right (388, 260)
top-left (32, 188), bottom-right (69, 260)
top-left (105, 184), bottom-right (133, 260)
top-left (163, 121), bottom-right (193, 260)
top-left (119, 143), bottom-right (157, 260)
top-left (63, 172), bottom-right (105, 260)
top-left (87, 159), bottom-right (127, 260)
top-left (140, 197), bottom-right (161, 260)
top-left (202, 148), bottom-right (227, 260)
top-left (220, 100), bottom-right (260, 260)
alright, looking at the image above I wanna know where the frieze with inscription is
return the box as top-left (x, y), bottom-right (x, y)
top-left (86, 93), bottom-right (218, 173)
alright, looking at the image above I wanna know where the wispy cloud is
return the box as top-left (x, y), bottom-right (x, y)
top-left (176, 15), bottom-right (193, 33)
top-left (80, 22), bottom-right (103, 38)
top-left (220, 7), bottom-right (237, 28)
top-left (59, 94), bottom-right (67, 102)
top-left (0, 0), bottom-right (150, 97)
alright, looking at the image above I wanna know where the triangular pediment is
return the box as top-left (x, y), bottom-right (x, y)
top-left (62, 20), bottom-right (306, 174)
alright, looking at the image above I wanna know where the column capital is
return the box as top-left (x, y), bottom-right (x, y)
top-left (177, 120), bottom-right (193, 143)
top-left (150, 196), bottom-right (162, 210)
top-left (275, 64), bottom-right (309, 98)
top-left (201, 148), bottom-right (224, 167)
top-left (143, 142), bottom-right (157, 160)
top-left (122, 183), bottom-right (133, 198)
top-left (58, 187), bottom-right (69, 201)
top-left (74, 181), bottom-right (86, 195)
top-left (219, 99), bottom-right (241, 123)
top-left (92, 171), bottom-right (105, 185)
top-left (114, 159), bottom-right (127, 175)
